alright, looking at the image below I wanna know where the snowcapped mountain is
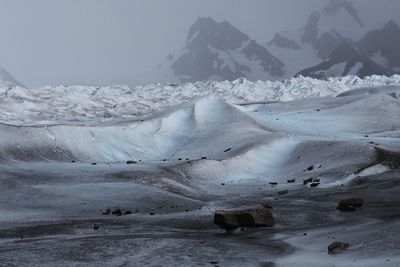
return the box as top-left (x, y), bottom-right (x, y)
top-left (297, 43), bottom-right (394, 79)
top-left (357, 20), bottom-right (400, 73)
top-left (268, 0), bottom-right (368, 78)
top-left (302, 0), bottom-right (365, 45)
top-left (156, 17), bottom-right (285, 83)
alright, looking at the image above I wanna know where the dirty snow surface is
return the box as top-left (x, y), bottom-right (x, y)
top-left (0, 75), bottom-right (400, 267)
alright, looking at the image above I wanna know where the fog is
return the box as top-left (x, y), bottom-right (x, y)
top-left (0, 0), bottom-right (398, 87)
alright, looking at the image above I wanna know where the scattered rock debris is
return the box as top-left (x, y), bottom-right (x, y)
top-left (103, 208), bottom-right (132, 216)
top-left (337, 198), bottom-right (364, 212)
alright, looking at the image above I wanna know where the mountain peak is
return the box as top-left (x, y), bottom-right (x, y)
top-left (186, 17), bottom-right (248, 49)
top-left (157, 18), bottom-right (285, 83)
top-left (357, 20), bottom-right (400, 72)
top-left (382, 20), bottom-right (400, 32)
top-left (323, 0), bottom-right (364, 27)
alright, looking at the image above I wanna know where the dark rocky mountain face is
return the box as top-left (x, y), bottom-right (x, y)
top-left (357, 20), bottom-right (400, 72)
top-left (159, 17), bottom-right (284, 83)
top-left (300, 0), bottom-right (364, 59)
top-left (297, 43), bottom-right (393, 79)
top-left (322, 0), bottom-right (364, 27)
top-left (267, 0), bottom-right (371, 79)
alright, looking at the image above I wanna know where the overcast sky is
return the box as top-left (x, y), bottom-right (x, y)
top-left (0, 0), bottom-right (399, 87)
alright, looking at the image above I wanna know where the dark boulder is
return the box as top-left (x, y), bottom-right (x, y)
top-left (328, 242), bottom-right (350, 254)
top-left (112, 208), bottom-right (123, 216)
top-left (214, 208), bottom-right (275, 231)
top-left (337, 198), bottom-right (364, 212)
top-left (303, 178), bottom-right (313, 185)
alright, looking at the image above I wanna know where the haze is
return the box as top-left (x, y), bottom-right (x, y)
top-left (0, 0), bottom-right (398, 87)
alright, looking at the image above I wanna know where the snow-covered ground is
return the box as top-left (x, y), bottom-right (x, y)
top-left (0, 75), bottom-right (399, 266)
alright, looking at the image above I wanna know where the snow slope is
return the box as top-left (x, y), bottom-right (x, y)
top-left (0, 75), bottom-right (399, 186)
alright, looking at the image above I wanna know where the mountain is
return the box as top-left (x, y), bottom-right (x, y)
top-left (357, 20), bottom-right (400, 73)
top-left (297, 43), bottom-right (393, 79)
top-left (267, 0), bottom-right (368, 78)
top-left (156, 17), bottom-right (285, 83)
top-left (0, 67), bottom-right (24, 88)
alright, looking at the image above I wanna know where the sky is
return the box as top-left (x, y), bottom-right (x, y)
top-left (0, 0), bottom-right (399, 87)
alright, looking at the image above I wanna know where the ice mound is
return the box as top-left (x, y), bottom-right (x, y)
top-left (0, 95), bottom-right (278, 162)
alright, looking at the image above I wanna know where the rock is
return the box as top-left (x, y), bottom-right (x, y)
top-left (304, 178), bottom-right (320, 187)
top-left (269, 182), bottom-right (278, 186)
top-left (310, 182), bottom-right (320, 187)
top-left (306, 165), bottom-right (314, 171)
top-left (303, 178), bottom-right (313, 185)
top-left (214, 208), bottom-right (275, 231)
top-left (126, 160), bottom-right (137, 164)
top-left (112, 208), bottom-right (123, 216)
top-left (102, 208), bottom-right (111, 215)
top-left (124, 210), bottom-right (132, 215)
top-left (328, 242), bottom-right (350, 253)
top-left (287, 179), bottom-right (296, 183)
top-left (93, 224), bottom-right (100, 230)
top-left (224, 148), bottom-right (232, 152)
top-left (337, 198), bottom-right (364, 212)
top-left (278, 190), bottom-right (288, 195)
top-left (201, 156), bottom-right (208, 159)
top-left (91, 163), bottom-right (97, 165)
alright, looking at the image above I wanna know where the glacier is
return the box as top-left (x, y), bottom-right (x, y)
top-left (1, 74), bottom-right (400, 125)
top-left (0, 75), bottom-right (399, 266)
